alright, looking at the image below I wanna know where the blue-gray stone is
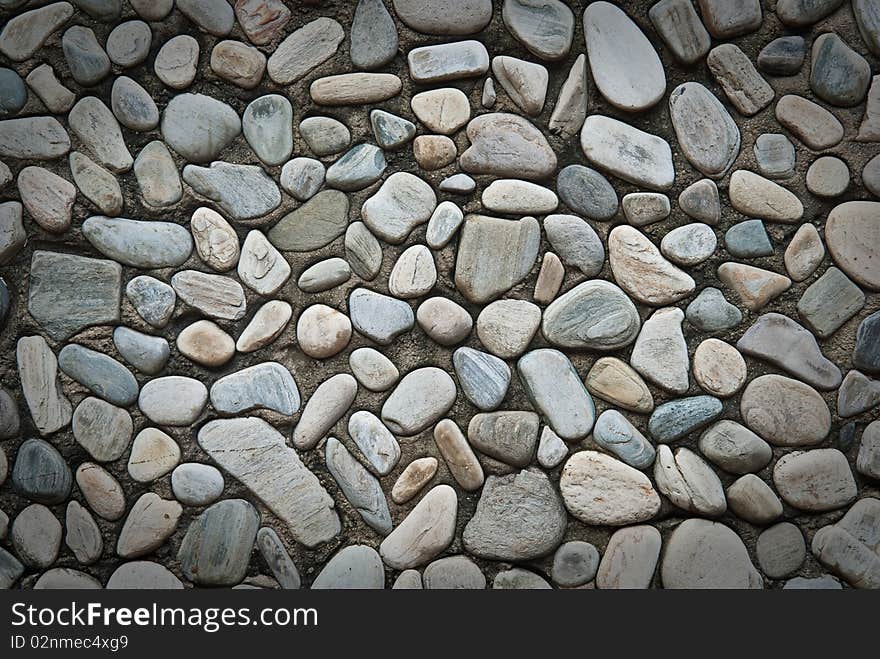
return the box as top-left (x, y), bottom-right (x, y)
top-left (351, 0), bottom-right (399, 70)
top-left (58, 344), bottom-right (139, 407)
top-left (453, 347), bottom-right (510, 411)
top-left (349, 288), bottom-right (414, 345)
top-left (370, 110), bottom-right (415, 150)
top-left (556, 164), bottom-right (618, 220)
top-left (648, 396), bottom-right (723, 443)
top-left (268, 190), bottom-right (349, 252)
top-left (837, 371), bottom-right (880, 418)
top-left (810, 33), bottom-right (870, 107)
top-left (112, 327), bottom-right (170, 375)
top-left (0, 68), bottom-right (26, 116)
top-left (854, 310), bottom-right (880, 374)
top-left (83, 216), bottom-right (193, 269)
top-left (518, 348), bottom-right (595, 440)
top-left (838, 421), bottom-right (858, 452)
top-left (0, 547), bottom-right (23, 589)
top-left (325, 437), bottom-right (392, 535)
top-left (256, 527), bottom-right (301, 589)
top-left (797, 267), bottom-right (865, 338)
top-left (757, 36), bottom-right (805, 76)
top-left (11, 438), bottom-right (72, 505)
top-left (551, 540), bottom-right (599, 587)
top-left (62, 26), bottom-right (111, 86)
top-left (593, 409), bottom-right (656, 469)
top-left (209, 362), bottom-right (301, 416)
top-left (326, 144), bottom-right (386, 191)
top-left (73, 0), bottom-right (122, 21)
top-left (0, 278), bottom-right (8, 329)
top-left (126, 276), bottom-right (176, 329)
top-left (685, 287), bottom-right (742, 332)
top-left (544, 214), bottom-right (605, 276)
top-left (178, 499), bottom-right (260, 586)
top-left (725, 219), bottom-right (773, 258)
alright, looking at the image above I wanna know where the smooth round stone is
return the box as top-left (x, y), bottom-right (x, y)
top-left (235, 300), bottom-right (292, 353)
top-left (351, 0), bottom-right (398, 70)
top-left (648, 396), bottom-right (723, 443)
top-left (0, 68), bottom-right (26, 116)
top-left (11, 439), bottom-right (72, 505)
top-left (172, 463), bottom-right (224, 506)
top-left (59, 345), bottom-right (138, 407)
top-left (178, 499), bottom-right (258, 586)
top-left (18, 166), bottom-right (75, 233)
top-left (757, 522), bottom-right (805, 578)
top-left (854, 311), bottom-right (880, 374)
top-left (72, 397), bottom-right (133, 462)
top-left (476, 299), bottom-right (541, 358)
top-left (754, 133), bottom-right (796, 179)
top-left (552, 541), bottom-right (599, 587)
top-left (392, 570), bottom-right (423, 589)
top-left (392, 0), bottom-right (491, 34)
top-left (298, 258), bottom-right (350, 293)
top-left (413, 135), bottom-right (456, 170)
top-left (155, 35), bottom-right (199, 89)
top-left (583, 1), bottom-right (665, 112)
top-left (243, 95), bottom-right (293, 166)
top-left (130, 0), bottom-right (173, 20)
top-left (411, 88), bottom-right (470, 134)
top-left (810, 33), bottom-right (870, 107)
top-left (560, 451), bottom-right (661, 526)
top-left (460, 112), bottom-right (557, 180)
top-left (669, 81), bottom-right (740, 177)
top-left (699, 420), bottom-right (772, 475)
top-left (729, 170), bottom-right (803, 222)
top-left (107, 561), bottom-right (183, 589)
top-left (806, 156), bottom-right (849, 197)
top-left (326, 143), bottom-right (387, 192)
top-left (585, 357), bottom-right (653, 414)
top-left (106, 20), bottom-right (151, 67)
top-left (679, 179), bottom-right (720, 225)
top-left (422, 555), bottom-right (485, 590)
top-left (349, 348), bottom-right (399, 392)
top-left (609, 225), bottom-right (695, 305)
top-left (392, 457), bottom-right (438, 504)
top-left (348, 288), bottom-right (414, 345)
top-left (426, 201), bottom-right (464, 248)
top-left (75, 462), bottom-right (125, 521)
top-left (661, 223), bottom-right (717, 266)
top-left (503, 0), bottom-right (573, 60)
top-left (467, 411), bottom-right (539, 467)
top-left (453, 347), bottom-right (510, 411)
top-left (596, 525), bottom-right (662, 589)
top-left (381, 367), bottom-right (457, 436)
top-left (556, 164), bottom-right (617, 220)
top-left (775, 94), bottom-right (844, 150)
top-left (62, 26), bottom-right (110, 86)
top-left (133, 141), bottom-right (182, 208)
top-left (177, 320), bottom-right (235, 367)
top-left (35, 568), bottom-right (101, 590)
top-left (741, 374), bottom-right (831, 446)
top-left (693, 338), bottom-right (747, 398)
top-left (542, 280), bottom-right (639, 350)
top-left (439, 174), bottom-right (476, 195)
top-left (299, 116), bottom-right (350, 156)
top-left (544, 214), bottom-right (604, 276)
top-left (138, 376), bottom-right (208, 426)
top-left (661, 519), bottom-right (762, 589)
top-left (296, 304), bottom-right (352, 359)
top-left (727, 473), bottom-right (782, 524)
top-left (417, 297), bottom-right (472, 346)
top-left (493, 568), bottom-right (551, 590)
top-left (825, 201), bottom-right (880, 289)
top-left (210, 39), bottom-right (266, 89)
top-left (110, 76), bottom-right (158, 133)
top-left (128, 428), bottom-right (180, 483)
top-left (312, 545), bottom-right (384, 590)
top-left (758, 36), bottom-right (806, 76)
top-left (177, 0), bottom-right (235, 35)
top-left (654, 446), bottom-right (726, 517)
top-left (389, 245), bottom-right (437, 298)
top-left (592, 409), bottom-right (655, 469)
top-left (773, 449), bottom-right (857, 512)
top-left (686, 287), bottom-right (742, 332)
top-left (622, 192), bottom-right (670, 228)
top-left (161, 93), bottom-right (240, 163)
top-left (12, 504), bottom-right (61, 568)
top-left (281, 158), bottom-right (324, 201)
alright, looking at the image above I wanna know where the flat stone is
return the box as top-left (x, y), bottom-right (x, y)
top-left (238, 230), bottom-right (290, 295)
top-left (106, 561), bottom-right (182, 589)
top-left (70, 152), bottom-right (122, 215)
top-left (839, 371), bottom-right (880, 418)
top-left (655, 446), bottom-right (726, 517)
top-left (127, 428), bottom-right (179, 483)
top-left (649, 0), bottom-right (711, 65)
top-left (534, 252), bottom-right (564, 304)
top-left (631, 307), bottom-right (689, 394)
top-left (854, 0), bottom-right (880, 55)
top-left (188, 208), bottom-right (238, 271)
top-left (453, 347), bottom-right (509, 411)
top-left (585, 357), bottom-right (653, 413)
top-left (413, 135), bottom-right (456, 170)
top-left (797, 267), bottom-right (865, 338)
top-left (12, 504), bottom-right (61, 568)
top-left (172, 463), bottom-right (224, 506)
top-left (345, 222), bottom-right (383, 280)
top-left (740, 374), bottom-right (831, 447)
top-left (434, 419), bottom-right (484, 491)
top-left (725, 220), bottom-right (773, 258)
top-left (300, 116), bottom-right (349, 156)
top-left (298, 258), bottom-right (350, 294)
top-left (411, 88), bottom-right (470, 136)
top-left (736, 313), bottom-right (842, 390)
top-left (537, 426), bottom-right (568, 469)
top-left (857, 421), bottom-right (880, 480)
top-left (609, 226), bottom-right (695, 305)
top-left (503, 0), bottom-right (573, 60)
top-left (494, 568), bottom-right (551, 589)
top-left (593, 410), bottom-right (655, 469)
top-left (661, 223), bottom-right (717, 266)
top-left (280, 158), bottom-right (324, 202)
top-left (236, 301), bottom-right (290, 353)
top-left (784, 575), bottom-right (843, 590)
top-left (597, 526), bottom-right (661, 589)
top-left (757, 522), bottom-right (806, 578)
top-left (854, 311), bottom-right (880, 374)
top-left (266, 17), bottom-right (343, 84)
top-left (178, 499), bottom-right (259, 585)
top-left (438, 174), bottom-right (475, 195)
top-left (758, 36), bottom-right (806, 76)
top-left (133, 141), bottom-right (182, 208)
top-left (310, 73), bottom-right (402, 105)
top-left (347, 411), bottom-right (401, 476)
top-left (312, 545), bottom-right (384, 589)
top-left (774, 449), bottom-right (856, 512)
top-left (561, 451), bottom-right (661, 526)
top-left (350, 348), bottom-right (398, 392)
top-left (679, 179), bottom-right (721, 224)
top-left (161, 93), bottom-right (240, 163)
top-left (349, 288), bottom-right (414, 345)
top-left (351, 0), bottom-right (398, 70)
top-left (177, 0), bottom-right (234, 35)
top-left (777, 0), bottom-right (843, 25)
top-left (64, 502), bottom-right (103, 565)
top-left (381, 367), bottom-right (456, 436)
top-left (707, 44), bottom-right (774, 116)
top-left (426, 201), bottom-right (464, 249)
top-left (0, 2), bottom-right (74, 62)
top-left (0, 116), bottom-right (70, 160)
top-left (70, 96), bottom-right (133, 173)
top-left (661, 518), bottom-right (762, 588)
top-left (62, 26), bottom-right (110, 86)
top-left (423, 555), bottom-right (485, 590)
top-left (622, 193), bottom-right (670, 228)
top-left (26, 64), bottom-right (75, 114)
top-left (256, 526), bottom-right (300, 589)
top-left (697, 0), bottom-right (762, 38)
top-left (468, 411), bottom-right (539, 467)
top-left (292, 374), bottom-right (357, 450)
top-left (210, 39), bottom-right (265, 89)
top-left (669, 82), bottom-right (740, 178)
top-left (858, 75), bottom-right (880, 141)
top-left (234, 0), bottom-right (290, 45)
top-left (0, 387), bottom-right (19, 440)
top-left (72, 396), bottom-right (132, 462)
top-left (379, 484), bottom-right (457, 569)
top-left (477, 299), bottom-right (541, 358)
top-left (126, 276), bottom-right (175, 329)
top-left (177, 320), bottom-right (235, 367)
top-left (754, 133), bottom-right (796, 180)
top-left (370, 110), bottom-right (415, 151)
top-left (693, 338), bottom-right (747, 397)
top-left (12, 438), bottom-right (72, 505)
top-left (482, 180), bottom-right (556, 216)
top-left (211, 362), bottom-right (299, 416)
top-left (362, 172), bottom-right (435, 244)
top-left (184, 162), bottom-right (281, 221)
top-left (154, 35), bottom-right (199, 89)
top-left (698, 420), bottom-right (772, 474)
top-left (392, 457), bottom-right (438, 504)
top-left (106, 20), bottom-right (150, 69)
top-left (17, 166), bottom-right (75, 233)
top-left (551, 540), bottom-right (599, 587)
top-left (269, 190), bottom-right (349, 252)
top-left (717, 262), bottom-right (792, 312)
top-left (556, 164), bottom-right (617, 220)
top-left (138, 376), bottom-right (208, 426)
top-left (811, 33), bottom-right (870, 107)
top-left (325, 438), bottom-right (392, 535)
top-left (82, 216), bottom-right (191, 269)
top-left (581, 115), bottom-right (674, 191)
top-left (464, 469), bottom-right (566, 561)
top-left (727, 473), bottom-right (782, 524)
top-left (519, 349), bottom-right (595, 440)
top-left (583, 2), bottom-right (665, 112)
top-left (825, 201), bottom-right (880, 290)
top-left (491, 55), bottom-right (549, 117)
top-left (241, 95), bottom-right (293, 166)
top-left (775, 94), bottom-right (844, 150)
top-left (544, 214), bottom-right (603, 276)
top-left (75, 462), bottom-right (125, 521)
top-left (58, 344), bottom-right (136, 409)
top-left (0, 67), bottom-right (26, 117)
top-left (172, 270), bottom-right (246, 321)
top-left (326, 144), bottom-right (387, 191)
top-left (807, 155), bottom-right (849, 198)
top-left (460, 113), bottom-right (556, 180)
top-left (407, 40), bottom-right (489, 83)
top-left (117, 493), bottom-right (182, 558)
top-left (729, 170), bottom-right (803, 222)
top-left (811, 498), bottom-right (880, 588)
top-left (392, 0), bottom-right (491, 35)
top-left (648, 395), bottom-right (723, 443)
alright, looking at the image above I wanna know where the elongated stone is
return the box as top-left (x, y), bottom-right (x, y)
top-left (407, 40), bottom-right (489, 83)
top-left (379, 485), bottom-right (457, 570)
top-left (292, 373), bottom-right (358, 450)
top-left (729, 170), bottom-right (803, 222)
top-left (519, 349), bottom-right (595, 440)
top-left (434, 419), bottom-right (484, 491)
top-left (453, 347), bottom-right (510, 411)
top-left (0, 117), bottom-right (69, 160)
top-left (266, 17), bottom-right (343, 84)
top-left (655, 445), bottom-right (726, 516)
top-left (699, 420), bottom-right (772, 474)
top-left (740, 374), bottom-right (831, 446)
top-left (83, 216), bottom-right (192, 269)
top-left (593, 410), bottom-right (656, 469)
top-left (548, 54), bottom-right (588, 137)
top-left (0, 3), bottom-right (74, 62)
top-left (648, 396), bottom-right (723, 443)
top-left (310, 73), bottom-right (402, 105)
top-left (542, 280), bottom-right (639, 351)
top-left (210, 362), bottom-right (300, 416)
top-left (171, 270), bottom-right (246, 321)
top-left (581, 115), bottom-right (674, 191)
top-left (16, 336), bottom-right (72, 435)
top-left (631, 307), bottom-right (689, 394)
top-left (72, 397), bottom-right (132, 462)
top-left (649, 0), bottom-right (711, 65)
top-left (326, 437), bottom-right (391, 535)
top-left (669, 82), bottom-right (740, 178)
top-left (381, 367), bottom-right (456, 436)
top-left (138, 376), bottom-right (207, 426)
top-left (178, 499), bottom-right (259, 586)
top-left (609, 226), bottom-right (694, 305)
top-left (461, 113), bottom-right (556, 180)
top-left (707, 43), bottom-right (774, 116)
top-left (775, 94), bottom-right (844, 150)
top-left (347, 411), bottom-right (400, 476)
top-left (585, 357), bottom-right (654, 413)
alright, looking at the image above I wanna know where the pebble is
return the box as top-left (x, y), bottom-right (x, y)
top-left (585, 357), bottom-right (653, 413)
top-left (455, 214), bottom-right (540, 304)
top-left (736, 313), bottom-right (842, 390)
top-left (379, 484), bottom-right (457, 569)
top-left (154, 35), bottom-right (199, 89)
top-left (740, 374), bottom-right (831, 446)
top-left (494, 568), bottom-right (551, 590)
top-left (210, 39), bottom-right (266, 89)
top-left (351, 0), bottom-right (398, 70)
top-left (807, 156), bottom-right (850, 198)
top-left (370, 110), bottom-right (416, 151)
top-left (238, 230), bottom-right (291, 295)
top-left (200, 418), bottom-right (340, 546)
top-left (839, 371), bottom-right (880, 418)
top-left (426, 202), bottom-right (464, 248)
top-left (62, 26), bottom-right (110, 86)
top-left (59, 343), bottom-right (138, 407)
top-left (17, 166), bottom-right (75, 233)
top-left (758, 36), bottom-right (805, 76)
top-left (83, 216), bottom-right (192, 269)
top-left (678, 178), bottom-right (721, 224)
top-left (468, 411), bottom-right (539, 467)
top-left (413, 135), bottom-right (456, 170)
top-left (312, 545), bottom-right (384, 589)
top-left (0, 548), bottom-right (21, 589)
top-left (812, 498), bottom-right (880, 588)
top-left (76, 463), bottom-right (124, 520)
top-left (854, 311), bottom-right (880, 374)
top-left (325, 437), bottom-right (392, 534)
top-left (773, 449), bottom-right (857, 512)
top-left (171, 462), bottom-right (224, 506)
top-left (392, 0), bottom-right (492, 35)
top-left (235, 0), bottom-right (290, 45)
top-left (699, 420), bottom-right (772, 474)
top-left (70, 152), bottom-right (123, 215)
top-left (661, 518), bottom-right (762, 588)
top-left (583, 2), bottom-right (665, 112)
top-left (560, 451), bottom-right (660, 526)
top-left (117, 493), bottom-right (182, 558)
top-left (12, 439), bottom-right (72, 505)
top-left (134, 141), bottom-right (182, 208)
top-left (671, 82), bottom-right (741, 179)
top-left (707, 44), bottom-right (773, 116)
top-left (411, 88), bottom-right (470, 135)
top-left (347, 411), bottom-right (401, 476)
top-left (0, 203), bottom-right (23, 265)
top-left (130, 0), bottom-right (172, 20)
top-left (381, 367), bottom-right (456, 436)
top-left (462, 113), bottom-right (556, 179)
top-left (777, 0), bottom-right (843, 25)
top-left (756, 523), bottom-right (806, 578)
top-left (408, 40), bottom-right (489, 83)
top-left (300, 117), bottom-right (350, 156)
top-left (580, 115), bottom-right (675, 191)
top-left (178, 499), bottom-right (259, 585)
top-left (326, 144), bottom-right (387, 191)
top-left (810, 33), bottom-right (870, 107)
top-left (310, 73), bottom-right (402, 105)
top-left (25, 64), bottom-right (75, 114)
top-left (609, 226), bottom-right (695, 305)
top-left (544, 214), bottom-right (604, 276)
top-left (106, 20), bottom-right (151, 68)
top-left (177, 320), bottom-right (236, 367)
top-left (692, 339), bottom-right (747, 398)
top-left (423, 555), bottom-right (485, 590)
top-left (775, 94), bottom-right (844, 150)
top-left (72, 396), bottom-right (133, 462)
top-left (126, 276), bottom-right (175, 329)
top-left (858, 76), bottom-right (880, 141)
top-left (453, 347), bottom-right (510, 411)
top-left (0, 116), bottom-right (70, 161)
top-left (138, 376), bottom-right (208, 426)
top-left (797, 267), bottom-right (864, 338)
top-left (725, 220), bottom-right (773, 258)
top-left (162, 93), bottom-right (240, 164)
top-left (537, 426), bottom-right (568, 469)
top-left (631, 307), bottom-right (689, 394)
top-left (482, 78), bottom-right (496, 107)
top-left (64, 502), bottom-right (103, 565)
top-left (349, 348), bottom-right (399, 392)
top-left (648, 395), bottom-right (723, 443)
top-left (280, 158), bottom-right (325, 202)
top-left (754, 134), bottom-right (796, 180)
top-left (389, 245), bottom-right (436, 298)
top-left (184, 162), bottom-right (281, 221)
top-left (622, 193), bottom-right (671, 228)
top-left (858, 423), bottom-right (880, 480)
top-left (556, 165), bottom-right (618, 221)
top-left (12, 504), bottom-right (62, 568)
top-left (534, 252), bottom-right (564, 304)
top-left (597, 526), bottom-right (662, 589)
top-left (349, 288), bottom-right (414, 345)
top-left (729, 170), bottom-right (803, 222)
top-left (463, 470), bottom-right (567, 561)
top-left (519, 349), bottom-right (595, 440)
top-left (661, 223), bottom-right (717, 266)
top-left (127, 428), bottom-right (180, 482)
top-left (655, 445), bottom-right (727, 517)
top-left (438, 174), bottom-right (475, 195)
top-left (592, 410), bottom-right (655, 469)
top-left (256, 527), bottom-right (300, 589)
top-left (298, 258), bottom-right (350, 294)
top-left (211, 362), bottom-right (300, 417)
top-left (784, 575), bottom-right (843, 590)
top-left (292, 373), bottom-right (358, 450)
top-left (391, 457), bottom-right (438, 504)
top-left (503, 0), bottom-right (573, 61)
top-left (243, 95), bottom-right (293, 166)
top-left (0, 68), bottom-right (26, 116)
top-left (107, 561), bottom-right (182, 589)
top-left (172, 270), bottom-right (247, 321)
top-left (698, 0), bottom-right (762, 37)
top-left (825, 201), bottom-right (880, 290)
top-left (491, 55), bottom-right (549, 116)
top-left (434, 419), bottom-right (485, 491)
top-left (854, 0), bottom-right (880, 56)
top-left (717, 262), bottom-right (792, 311)
top-left (177, 0), bottom-right (235, 36)
top-left (0, 2), bottom-right (75, 62)
top-left (189, 208), bottom-right (238, 272)
top-left (477, 299), bottom-right (541, 358)
top-left (483, 179), bottom-right (556, 215)
top-left (727, 474), bottom-right (782, 525)
top-left (270, 190), bottom-right (349, 252)
top-left (0, 387), bottom-right (19, 439)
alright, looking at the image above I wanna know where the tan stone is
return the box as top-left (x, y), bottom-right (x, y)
top-left (391, 457), bottom-right (439, 504)
top-left (176, 320), bottom-right (235, 367)
top-left (717, 262), bottom-right (791, 311)
top-left (433, 419), bottom-right (484, 491)
top-left (585, 357), bottom-right (654, 413)
top-left (296, 304), bottom-right (351, 359)
top-left (693, 338), bottom-right (747, 398)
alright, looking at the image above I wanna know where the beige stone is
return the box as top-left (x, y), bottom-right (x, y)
top-left (693, 338), bottom-right (747, 398)
top-left (391, 457), bottom-right (438, 504)
top-left (177, 320), bottom-right (235, 367)
top-left (433, 419), bottom-right (484, 491)
top-left (296, 304), bottom-right (352, 359)
top-left (584, 357), bottom-right (654, 413)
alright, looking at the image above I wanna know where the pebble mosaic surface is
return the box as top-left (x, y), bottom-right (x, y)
top-left (0, 0), bottom-right (879, 590)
